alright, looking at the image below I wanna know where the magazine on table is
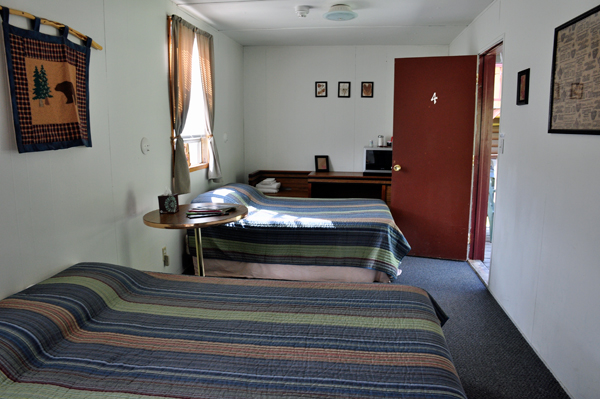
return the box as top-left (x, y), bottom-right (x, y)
top-left (186, 204), bottom-right (237, 218)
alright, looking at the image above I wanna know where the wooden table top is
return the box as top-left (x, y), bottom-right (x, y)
top-left (143, 203), bottom-right (247, 230)
top-left (308, 171), bottom-right (391, 183)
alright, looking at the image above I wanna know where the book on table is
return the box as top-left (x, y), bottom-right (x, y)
top-left (186, 204), bottom-right (237, 218)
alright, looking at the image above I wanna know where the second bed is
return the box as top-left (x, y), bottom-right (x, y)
top-left (187, 183), bottom-right (411, 282)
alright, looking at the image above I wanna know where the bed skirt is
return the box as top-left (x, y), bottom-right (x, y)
top-left (195, 257), bottom-right (397, 283)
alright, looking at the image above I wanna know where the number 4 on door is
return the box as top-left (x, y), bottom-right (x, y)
top-left (431, 92), bottom-right (438, 104)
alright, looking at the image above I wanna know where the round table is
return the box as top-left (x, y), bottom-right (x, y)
top-left (143, 203), bottom-right (248, 276)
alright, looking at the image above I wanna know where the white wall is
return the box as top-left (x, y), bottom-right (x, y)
top-left (243, 45), bottom-right (448, 175)
top-left (451, 1), bottom-right (600, 398)
top-left (0, 0), bottom-right (244, 300)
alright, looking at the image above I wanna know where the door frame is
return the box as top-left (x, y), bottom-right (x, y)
top-left (469, 43), bottom-right (503, 260)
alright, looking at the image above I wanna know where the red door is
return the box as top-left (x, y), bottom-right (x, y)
top-left (391, 56), bottom-right (477, 260)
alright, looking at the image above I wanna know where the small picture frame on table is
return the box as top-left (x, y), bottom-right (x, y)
top-left (315, 82), bottom-right (327, 97)
top-left (517, 68), bottom-right (530, 105)
top-left (338, 82), bottom-right (351, 98)
top-left (315, 155), bottom-right (330, 172)
top-left (361, 82), bottom-right (374, 98)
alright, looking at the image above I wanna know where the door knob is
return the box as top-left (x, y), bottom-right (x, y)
top-left (393, 165), bottom-right (402, 172)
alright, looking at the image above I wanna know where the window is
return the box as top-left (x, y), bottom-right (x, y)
top-left (168, 15), bottom-right (219, 184)
top-left (181, 38), bottom-right (208, 171)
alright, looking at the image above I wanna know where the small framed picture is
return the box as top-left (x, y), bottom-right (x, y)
top-left (361, 82), bottom-right (374, 98)
top-left (516, 69), bottom-right (530, 105)
top-left (338, 82), bottom-right (351, 98)
top-left (314, 155), bottom-right (330, 172)
top-left (570, 83), bottom-right (584, 99)
top-left (315, 82), bottom-right (327, 97)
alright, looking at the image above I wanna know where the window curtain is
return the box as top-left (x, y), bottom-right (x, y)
top-left (168, 16), bottom-right (195, 194)
top-left (196, 30), bottom-right (222, 181)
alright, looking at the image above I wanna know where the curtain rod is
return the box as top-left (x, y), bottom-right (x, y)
top-left (0, 6), bottom-right (103, 50)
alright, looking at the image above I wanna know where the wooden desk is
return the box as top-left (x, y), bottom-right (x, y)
top-left (248, 170), bottom-right (310, 197)
top-left (143, 203), bottom-right (247, 276)
top-left (308, 172), bottom-right (392, 205)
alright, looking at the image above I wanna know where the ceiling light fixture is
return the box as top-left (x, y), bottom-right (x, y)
top-left (295, 5), bottom-right (309, 18)
top-left (323, 4), bottom-right (357, 21)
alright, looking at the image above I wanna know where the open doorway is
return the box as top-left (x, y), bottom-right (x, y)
top-left (468, 43), bottom-right (503, 285)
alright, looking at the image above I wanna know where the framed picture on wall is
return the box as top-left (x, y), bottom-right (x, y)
top-left (548, 4), bottom-right (600, 134)
top-left (338, 82), bottom-right (351, 98)
top-left (314, 155), bottom-right (330, 172)
top-left (315, 82), bottom-right (327, 97)
top-left (361, 82), bottom-right (373, 98)
top-left (517, 68), bottom-right (530, 105)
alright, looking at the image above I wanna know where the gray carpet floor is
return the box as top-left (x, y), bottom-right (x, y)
top-left (396, 256), bottom-right (571, 399)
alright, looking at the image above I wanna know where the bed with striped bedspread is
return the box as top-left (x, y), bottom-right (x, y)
top-left (188, 183), bottom-right (411, 281)
top-left (0, 262), bottom-right (465, 398)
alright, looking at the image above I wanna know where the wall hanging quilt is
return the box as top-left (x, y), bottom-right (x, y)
top-left (1, 7), bottom-right (92, 153)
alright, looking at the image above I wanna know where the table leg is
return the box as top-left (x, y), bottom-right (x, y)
top-left (194, 227), bottom-right (205, 276)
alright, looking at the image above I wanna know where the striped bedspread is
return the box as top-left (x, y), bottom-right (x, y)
top-left (0, 263), bottom-right (466, 399)
top-left (189, 183), bottom-right (411, 281)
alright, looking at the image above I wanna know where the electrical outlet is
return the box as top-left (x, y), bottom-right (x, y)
top-left (162, 247), bottom-right (169, 267)
top-left (141, 137), bottom-right (150, 154)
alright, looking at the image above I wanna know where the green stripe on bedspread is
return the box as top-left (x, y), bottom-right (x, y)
top-left (0, 263), bottom-right (466, 399)
top-left (189, 184), bottom-right (411, 280)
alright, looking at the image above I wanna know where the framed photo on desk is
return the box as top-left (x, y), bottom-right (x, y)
top-left (315, 155), bottom-right (330, 172)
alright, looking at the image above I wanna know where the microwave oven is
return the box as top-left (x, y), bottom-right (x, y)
top-left (363, 147), bottom-right (392, 176)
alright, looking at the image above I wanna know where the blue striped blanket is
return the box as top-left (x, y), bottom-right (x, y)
top-left (0, 263), bottom-right (465, 398)
top-left (190, 184), bottom-right (411, 281)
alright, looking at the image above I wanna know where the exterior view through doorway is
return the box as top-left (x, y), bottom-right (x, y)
top-left (468, 42), bottom-right (503, 285)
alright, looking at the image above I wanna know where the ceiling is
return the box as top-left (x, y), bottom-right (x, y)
top-left (171, 0), bottom-right (495, 47)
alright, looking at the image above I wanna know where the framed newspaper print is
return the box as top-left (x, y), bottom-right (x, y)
top-left (548, 5), bottom-right (600, 134)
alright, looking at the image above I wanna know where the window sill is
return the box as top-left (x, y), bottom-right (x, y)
top-left (190, 163), bottom-right (208, 172)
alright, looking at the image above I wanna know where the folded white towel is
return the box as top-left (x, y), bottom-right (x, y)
top-left (257, 181), bottom-right (281, 189)
top-left (257, 187), bottom-right (279, 194)
top-left (261, 178), bottom-right (276, 184)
